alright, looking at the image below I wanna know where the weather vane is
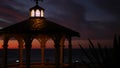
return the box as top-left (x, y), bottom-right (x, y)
top-left (32, 0), bottom-right (43, 5)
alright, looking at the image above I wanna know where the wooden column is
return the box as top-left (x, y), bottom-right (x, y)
top-left (18, 39), bottom-right (24, 68)
top-left (2, 36), bottom-right (9, 68)
top-left (60, 45), bottom-right (64, 67)
top-left (53, 36), bottom-right (61, 68)
top-left (59, 37), bottom-right (65, 67)
top-left (38, 35), bottom-right (48, 65)
top-left (68, 36), bottom-right (72, 67)
top-left (41, 41), bottom-right (46, 65)
top-left (54, 43), bottom-right (60, 68)
top-left (24, 36), bottom-right (32, 68)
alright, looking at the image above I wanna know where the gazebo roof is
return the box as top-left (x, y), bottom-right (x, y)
top-left (0, 18), bottom-right (80, 37)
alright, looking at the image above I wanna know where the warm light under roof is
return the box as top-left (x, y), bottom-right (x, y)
top-left (41, 10), bottom-right (44, 17)
top-left (36, 9), bottom-right (40, 17)
top-left (31, 10), bottom-right (35, 17)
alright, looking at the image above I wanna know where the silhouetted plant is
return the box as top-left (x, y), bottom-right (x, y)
top-left (79, 35), bottom-right (120, 68)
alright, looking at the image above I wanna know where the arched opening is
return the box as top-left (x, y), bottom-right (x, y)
top-left (32, 39), bottom-right (40, 49)
top-left (0, 40), bottom-right (3, 48)
top-left (45, 39), bottom-right (55, 63)
top-left (7, 37), bottom-right (19, 64)
top-left (64, 39), bottom-right (69, 49)
top-left (31, 10), bottom-right (35, 17)
top-left (36, 9), bottom-right (40, 17)
top-left (31, 38), bottom-right (41, 63)
top-left (41, 10), bottom-right (44, 17)
top-left (0, 40), bottom-right (3, 64)
top-left (46, 39), bottom-right (54, 49)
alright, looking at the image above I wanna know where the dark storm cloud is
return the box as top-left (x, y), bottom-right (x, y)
top-left (0, 6), bottom-right (25, 21)
top-left (1, 0), bottom-right (25, 7)
top-left (44, 0), bottom-right (120, 39)
top-left (84, 21), bottom-right (120, 39)
top-left (92, 0), bottom-right (120, 20)
top-left (45, 0), bottom-right (85, 29)
top-left (0, 0), bottom-right (27, 26)
top-left (0, 21), bottom-right (10, 27)
top-left (90, 0), bottom-right (120, 38)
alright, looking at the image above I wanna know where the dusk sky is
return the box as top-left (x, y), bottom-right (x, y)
top-left (0, 0), bottom-right (120, 48)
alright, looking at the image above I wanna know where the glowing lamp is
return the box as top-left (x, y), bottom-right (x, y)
top-left (31, 10), bottom-right (35, 17)
top-left (41, 10), bottom-right (44, 17)
top-left (16, 59), bottom-right (19, 63)
top-left (36, 9), bottom-right (40, 17)
top-left (30, 5), bottom-right (44, 18)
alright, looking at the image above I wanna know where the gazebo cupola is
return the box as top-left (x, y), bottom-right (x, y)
top-left (30, 0), bottom-right (44, 18)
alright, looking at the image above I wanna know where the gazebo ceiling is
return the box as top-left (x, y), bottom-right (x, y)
top-left (0, 18), bottom-right (80, 37)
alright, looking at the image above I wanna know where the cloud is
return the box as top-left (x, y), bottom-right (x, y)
top-left (1, 0), bottom-right (25, 7)
top-left (0, 27), bottom-right (3, 29)
top-left (41, 0), bottom-right (120, 39)
top-left (0, 18), bottom-right (12, 24)
top-left (46, 0), bottom-right (85, 20)
top-left (44, 0), bottom-right (86, 31)
top-left (92, 0), bottom-right (120, 20)
top-left (0, 18), bottom-right (13, 27)
top-left (0, 0), bottom-right (28, 25)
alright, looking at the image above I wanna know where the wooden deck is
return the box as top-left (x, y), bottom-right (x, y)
top-left (7, 63), bottom-right (69, 68)
top-left (0, 63), bottom-right (88, 68)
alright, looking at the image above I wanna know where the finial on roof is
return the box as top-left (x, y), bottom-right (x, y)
top-left (32, 0), bottom-right (43, 5)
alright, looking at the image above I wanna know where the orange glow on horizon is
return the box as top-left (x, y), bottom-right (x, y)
top-left (0, 39), bottom-right (70, 49)
top-left (0, 39), bottom-right (113, 49)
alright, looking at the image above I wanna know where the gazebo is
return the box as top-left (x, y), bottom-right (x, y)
top-left (0, 0), bottom-right (80, 68)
